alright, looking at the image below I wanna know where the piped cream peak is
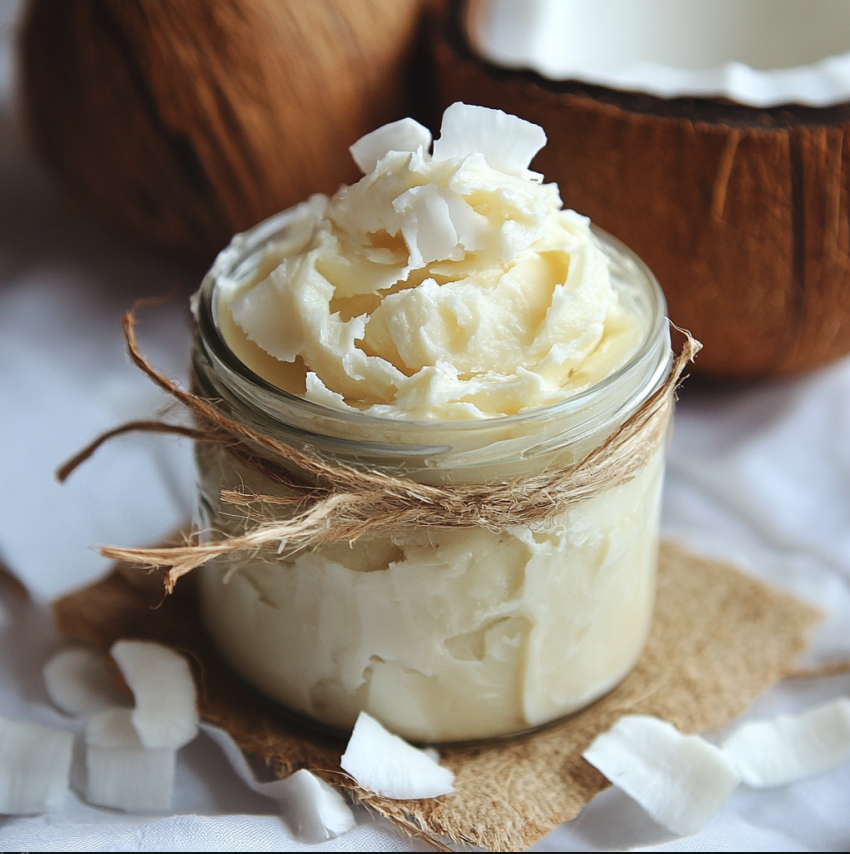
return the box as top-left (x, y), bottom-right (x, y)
top-left (220, 103), bottom-right (641, 420)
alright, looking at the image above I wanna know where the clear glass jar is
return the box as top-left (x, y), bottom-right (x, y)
top-left (192, 209), bottom-right (671, 744)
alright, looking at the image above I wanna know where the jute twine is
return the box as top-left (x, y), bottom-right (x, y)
top-left (58, 311), bottom-right (700, 592)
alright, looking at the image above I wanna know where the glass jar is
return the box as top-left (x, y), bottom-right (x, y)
top-left (191, 209), bottom-right (671, 744)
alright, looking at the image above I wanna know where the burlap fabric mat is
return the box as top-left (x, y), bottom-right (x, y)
top-left (53, 541), bottom-right (821, 852)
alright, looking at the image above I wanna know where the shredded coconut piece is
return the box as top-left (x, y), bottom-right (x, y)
top-left (431, 102), bottom-right (546, 175)
top-left (110, 640), bottom-right (198, 750)
top-left (43, 647), bottom-right (127, 717)
top-left (583, 714), bottom-right (740, 836)
top-left (85, 707), bottom-right (175, 812)
top-left (340, 711), bottom-right (455, 799)
top-left (723, 698), bottom-right (850, 788)
top-left (201, 724), bottom-right (356, 841)
top-left (350, 117), bottom-right (433, 174)
top-left (0, 715), bottom-right (73, 814)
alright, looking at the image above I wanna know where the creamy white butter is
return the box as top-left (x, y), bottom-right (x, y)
top-left (218, 103), bottom-right (641, 420)
top-left (198, 446), bottom-right (662, 742)
top-left (197, 104), bottom-right (668, 743)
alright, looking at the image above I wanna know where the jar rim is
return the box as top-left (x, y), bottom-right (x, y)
top-left (194, 207), bottom-right (670, 445)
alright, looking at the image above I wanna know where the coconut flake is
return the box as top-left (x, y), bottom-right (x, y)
top-left (0, 715), bottom-right (73, 814)
top-left (392, 183), bottom-right (488, 268)
top-left (431, 102), bottom-right (546, 175)
top-left (304, 371), bottom-right (355, 411)
top-left (201, 724), bottom-right (355, 841)
top-left (110, 640), bottom-right (198, 750)
top-left (394, 184), bottom-right (460, 267)
top-left (723, 698), bottom-right (850, 788)
top-left (85, 707), bottom-right (175, 812)
top-left (350, 118), bottom-right (433, 175)
top-left (43, 647), bottom-right (128, 717)
top-left (283, 770), bottom-right (357, 842)
top-left (231, 262), bottom-right (305, 362)
top-left (340, 711), bottom-right (455, 800)
top-left (583, 715), bottom-right (740, 836)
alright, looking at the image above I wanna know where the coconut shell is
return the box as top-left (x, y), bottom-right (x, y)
top-left (431, 2), bottom-right (850, 379)
top-left (20, 0), bottom-right (432, 263)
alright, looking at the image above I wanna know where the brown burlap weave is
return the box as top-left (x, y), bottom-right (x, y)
top-left (52, 541), bottom-right (821, 852)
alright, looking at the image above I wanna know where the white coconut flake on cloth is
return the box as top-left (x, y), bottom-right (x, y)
top-left (110, 640), bottom-right (198, 750)
top-left (201, 724), bottom-right (356, 843)
top-left (340, 712), bottom-right (455, 800)
top-left (582, 715), bottom-right (741, 836)
top-left (85, 708), bottom-right (176, 813)
top-left (0, 715), bottom-right (73, 814)
top-left (723, 698), bottom-right (850, 788)
top-left (43, 647), bottom-right (128, 717)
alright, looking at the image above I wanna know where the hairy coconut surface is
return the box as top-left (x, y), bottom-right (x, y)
top-left (20, 0), bottom-right (431, 263)
top-left (432, 1), bottom-right (850, 379)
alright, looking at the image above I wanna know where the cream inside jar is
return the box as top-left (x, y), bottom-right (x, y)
top-left (193, 104), bottom-right (671, 742)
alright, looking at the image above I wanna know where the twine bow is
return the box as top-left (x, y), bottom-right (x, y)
top-left (59, 311), bottom-right (700, 592)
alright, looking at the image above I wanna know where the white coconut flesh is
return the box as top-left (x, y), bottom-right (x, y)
top-left (723, 698), bottom-right (850, 788)
top-left (43, 647), bottom-right (128, 717)
top-left (283, 770), bottom-right (358, 843)
top-left (0, 715), bottom-right (73, 814)
top-left (201, 723), bottom-right (356, 841)
top-left (110, 640), bottom-right (198, 750)
top-left (431, 101), bottom-right (547, 176)
top-left (340, 712), bottom-right (455, 800)
top-left (582, 715), bottom-right (741, 836)
top-left (467, 0), bottom-right (850, 107)
top-left (350, 117), bottom-right (433, 175)
top-left (85, 707), bottom-right (176, 812)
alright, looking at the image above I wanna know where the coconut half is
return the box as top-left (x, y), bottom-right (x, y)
top-left (110, 640), bottom-right (198, 750)
top-left (433, 1), bottom-right (850, 378)
top-left (582, 715), bottom-right (740, 836)
top-left (340, 711), bottom-right (455, 800)
top-left (201, 723), bottom-right (356, 842)
top-left (85, 707), bottom-right (176, 812)
top-left (43, 647), bottom-right (128, 717)
top-left (723, 698), bottom-right (850, 788)
top-left (0, 715), bottom-right (73, 814)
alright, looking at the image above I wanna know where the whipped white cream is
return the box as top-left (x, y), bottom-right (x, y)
top-left (219, 103), bottom-right (640, 420)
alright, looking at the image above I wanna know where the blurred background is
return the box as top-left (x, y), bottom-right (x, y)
top-left (2, 0), bottom-right (850, 849)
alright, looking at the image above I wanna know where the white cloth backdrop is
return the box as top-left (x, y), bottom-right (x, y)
top-left (1, 3), bottom-right (849, 850)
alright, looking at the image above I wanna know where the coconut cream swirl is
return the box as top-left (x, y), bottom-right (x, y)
top-left (219, 103), bottom-right (642, 420)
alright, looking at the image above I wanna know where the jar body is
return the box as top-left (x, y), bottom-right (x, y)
top-left (192, 214), bottom-right (671, 744)
top-left (196, 442), bottom-right (664, 743)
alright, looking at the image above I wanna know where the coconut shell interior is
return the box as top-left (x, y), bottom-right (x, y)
top-left (53, 541), bottom-right (820, 852)
top-left (431, 1), bottom-right (850, 379)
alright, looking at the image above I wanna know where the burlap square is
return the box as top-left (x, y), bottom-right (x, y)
top-left (53, 541), bottom-right (821, 852)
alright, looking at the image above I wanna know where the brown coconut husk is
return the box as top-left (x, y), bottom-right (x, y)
top-left (19, 0), bottom-right (433, 263)
top-left (431, 1), bottom-right (850, 379)
top-left (53, 541), bottom-right (821, 852)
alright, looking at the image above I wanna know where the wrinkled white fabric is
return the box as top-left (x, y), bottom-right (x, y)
top-left (2, 2), bottom-right (850, 850)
